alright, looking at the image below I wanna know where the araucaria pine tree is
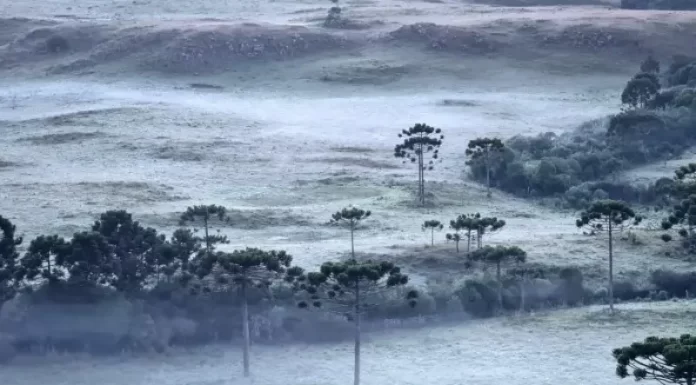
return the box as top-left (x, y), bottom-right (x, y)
top-left (445, 232), bottom-right (462, 252)
top-left (614, 334), bottom-right (696, 385)
top-left (394, 123), bottom-right (444, 206)
top-left (0, 215), bottom-right (22, 303)
top-left (296, 259), bottom-right (417, 385)
top-left (179, 204), bottom-right (230, 255)
top-left (469, 245), bottom-right (526, 309)
top-left (576, 200), bottom-right (642, 312)
top-left (449, 213), bottom-right (481, 255)
top-left (466, 138), bottom-right (505, 197)
top-left (422, 220), bottom-right (443, 246)
top-left (331, 206), bottom-right (371, 259)
top-left (20, 235), bottom-right (68, 284)
top-left (195, 248), bottom-right (298, 377)
top-left (475, 216), bottom-right (506, 249)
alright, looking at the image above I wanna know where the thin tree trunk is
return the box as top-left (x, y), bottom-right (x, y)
top-left (241, 281), bottom-right (251, 377)
top-left (431, 228), bottom-right (434, 246)
top-left (455, 239), bottom-right (459, 253)
top-left (351, 222), bottom-right (355, 260)
top-left (466, 229), bottom-right (472, 255)
top-left (519, 274), bottom-right (526, 313)
top-left (354, 283), bottom-right (361, 385)
top-left (419, 152), bottom-right (425, 205)
top-left (485, 149), bottom-right (491, 198)
top-left (496, 261), bottom-right (503, 308)
top-left (608, 220), bottom-right (614, 313)
top-left (204, 216), bottom-right (210, 255)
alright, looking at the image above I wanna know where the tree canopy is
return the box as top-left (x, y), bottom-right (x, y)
top-left (614, 334), bottom-right (696, 385)
top-left (0, 215), bottom-right (22, 302)
top-left (179, 204), bottom-right (230, 254)
top-left (466, 138), bottom-right (505, 197)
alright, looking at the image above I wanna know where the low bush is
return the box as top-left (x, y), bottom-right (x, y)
top-left (650, 269), bottom-right (696, 298)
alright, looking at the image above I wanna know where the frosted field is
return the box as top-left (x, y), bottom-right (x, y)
top-left (3, 0), bottom-right (696, 383)
top-left (0, 74), bottom-right (623, 269)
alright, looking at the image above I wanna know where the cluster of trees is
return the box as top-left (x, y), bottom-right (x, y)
top-left (661, 163), bottom-right (696, 255)
top-left (462, 55), bottom-right (696, 208)
top-left (422, 214), bottom-right (525, 311)
top-left (0, 205), bottom-right (422, 384)
top-left (621, 0), bottom-right (696, 10)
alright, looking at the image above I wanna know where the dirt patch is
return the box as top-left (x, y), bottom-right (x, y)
top-left (0, 159), bottom-right (19, 169)
top-left (330, 146), bottom-right (375, 154)
top-left (17, 131), bottom-right (108, 145)
top-left (387, 23), bottom-right (502, 54)
top-left (439, 99), bottom-right (479, 107)
top-left (188, 82), bottom-right (225, 90)
top-left (2, 21), bottom-right (354, 74)
top-left (13, 108), bottom-right (141, 126)
top-left (72, 181), bottom-right (187, 203)
top-left (150, 146), bottom-right (205, 162)
top-left (317, 157), bottom-right (400, 169)
top-left (319, 61), bottom-right (412, 85)
top-left (538, 24), bottom-right (642, 52)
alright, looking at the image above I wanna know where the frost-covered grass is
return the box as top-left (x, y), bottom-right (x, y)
top-left (4, 300), bottom-right (696, 385)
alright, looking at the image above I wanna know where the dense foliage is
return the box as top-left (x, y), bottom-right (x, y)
top-left (466, 56), bottom-right (696, 208)
top-left (621, 0), bottom-right (696, 10)
top-left (614, 334), bottom-right (696, 384)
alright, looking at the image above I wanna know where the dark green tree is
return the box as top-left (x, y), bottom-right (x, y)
top-left (0, 216), bottom-right (22, 303)
top-left (466, 138), bottom-right (505, 197)
top-left (576, 200), bottom-right (642, 312)
top-left (331, 206), bottom-right (371, 259)
top-left (422, 220), bottom-right (443, 246)
top-left (458, 213), bottom-right (482, 255)
top-left (179, 205), bottom-right (230, 255)
top-left (469, 245), bottom-right (526, 308)
top-left (445, 231), bottom-right (462, 253)
top-left (92, 210), bottom-right (168, 292)
top-left (394, 123), bottom-right (444, 205)
top-left (661, 195), bottom-right (696, 253)
top-left (296, 259), bottom-right (416, 385)
top-left (169, 227), bottom-right (203, 272)
top-left (614, 334), bottom-right (696, 385)
top-left (60, 231), bottom-right (119, 286)
top-left (20, 235), bottom-right (68, 284)
top-left (640, 55), bottom-right (661, 74)
top-left (196, 248), bottom-right (297, 377)
top-left (475, 216), bottom-right (506, 249)
top-left (622, 77), bottom-right (659, 109)
top-left (634, 72), bottom-right (661, 90)
top-left (324, 0), bottom-right (342, 26)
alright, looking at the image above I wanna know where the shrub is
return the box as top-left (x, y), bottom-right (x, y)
top-left (45, 35), bottom-right (69, 53)
top-left (454, 279), bottom-right (499, 317)
top-left (557, 267), bottom-right (585, 306)
top-left (612, 281), bottom-right (642, 301)
top-left (650, 269), bottom-right (696, 298)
